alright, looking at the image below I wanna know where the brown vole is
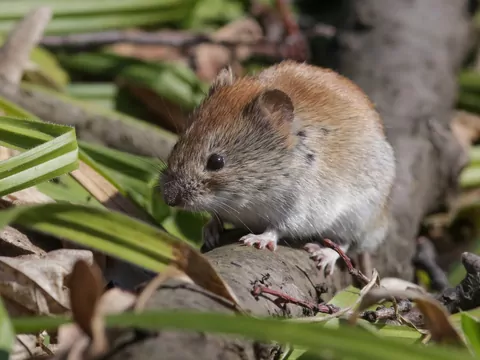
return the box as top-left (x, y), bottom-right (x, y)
top-left (161, 61), bottom-right (396, 276)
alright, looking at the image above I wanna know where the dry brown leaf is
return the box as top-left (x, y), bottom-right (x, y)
top-left (379, 277), bottom-right (427, 293)
top-left (0, 226), bottom-right (47, 257)
top-left (0, 249), bottom-right (93, 317)
top-left (173, 242), bottom-right (241, 309)
top-left (193, 17), bottom-right (263, 82)
top-left (12, 334), bottom-right (38, 360)
top-left (107, 28), bottom-right (186, 62)
top-left (54, 286), bottom-right (136, 360)
top-left (68, 260), bottom-right (105, 339)
top-left (349, 287), bottom-right (465, 347)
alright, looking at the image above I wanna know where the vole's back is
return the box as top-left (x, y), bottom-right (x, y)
top-left (254, 61), bottom-right (395, 251)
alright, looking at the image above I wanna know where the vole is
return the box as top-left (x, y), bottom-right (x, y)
top-left (161, 60), bottom-right (396, 276)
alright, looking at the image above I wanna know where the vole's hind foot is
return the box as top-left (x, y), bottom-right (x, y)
top-left (304, 243), bottom-right (340, 276)
top-left (240, 233), bottom-right (277, 251)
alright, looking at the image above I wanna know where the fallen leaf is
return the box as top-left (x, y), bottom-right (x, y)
top-left (68, 260), bottom-right (105, 339)
top-left (173, 242), bottom-right (241, 310)
top-left (0, 226), bottom-right (46, 257)
top-left (0, 249), bottom-right (94, 317)
top-left (55, 276), bottom-right (137, 360)
top-left (380, 277), bottom-right (427, 293)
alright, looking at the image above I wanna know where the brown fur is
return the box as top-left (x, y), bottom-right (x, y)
top-left (162, 60), bottom-right (396, 255)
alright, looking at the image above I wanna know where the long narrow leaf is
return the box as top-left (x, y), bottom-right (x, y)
top-left (0, 203), bottom-right (181, 272)
top-left (461, 313), bottom-right (480, 356)
top-left (0, 297), bottom-right (13, 359)
top-left (11, 311), bottom-right (471, 360)
top-left (0, 96), bottom-right (156, 219)
top-left (0, 116), bottom-right (78, 196)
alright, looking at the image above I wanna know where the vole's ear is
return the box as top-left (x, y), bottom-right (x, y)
top-left (208, 66), bottom-right (235, 96)
top-left (244, 89), bottom-right (294, 126)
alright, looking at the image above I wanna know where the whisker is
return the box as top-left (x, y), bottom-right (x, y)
top-left (215, 201), bottom-right (254, 234)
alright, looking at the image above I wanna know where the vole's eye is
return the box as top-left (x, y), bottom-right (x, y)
top-left (206, 154), bottom-right (225, 171)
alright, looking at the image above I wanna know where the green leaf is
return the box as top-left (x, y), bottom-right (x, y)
top-left (78, 140), bottom-right (170, 222)
top-left (11, 311), bottom-right (472, 360)
top-left (57, 52), bottom-right (208, 110)
top-left (0, 116), bottom-right (79, 196)
top-left (327, 285), bottom-right (361, 308)
top-left (36, 174), bottom-right (102, 207)
top-left (162, 209), bottom-right (207, 246)
top-left (461, 313), bottom-right (480, 356)
top-left (0, 297), bottom-right (14, 359)
top-left (0, 0), bottom-right (199, 35)
top-left (0, 203), bottom-right (189, 272)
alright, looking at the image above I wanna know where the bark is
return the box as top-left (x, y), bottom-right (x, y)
top-left (100, 2), bottom-right (474, 359)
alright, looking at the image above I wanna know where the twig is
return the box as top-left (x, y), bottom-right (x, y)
top-left (0, 7), bottom-right (52, 85)
top-left (360, 299), bottom-right (412, 322)
top-left (323, 239), bottom-right (371, 286)
top-left (39, 26), bottom-right (335, 51)
top-left (41, 30), bottom-right (224, 50)
top-left (251, 285), bottom-right (339, 314)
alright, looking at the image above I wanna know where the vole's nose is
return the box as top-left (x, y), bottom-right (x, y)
top-left (162, 179), bottom-right (183, 207)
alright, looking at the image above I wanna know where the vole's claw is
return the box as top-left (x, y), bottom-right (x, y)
top-left (240, 234), bottom-right (277, 251)
top-left (304, 243), bottom-right (340, 277)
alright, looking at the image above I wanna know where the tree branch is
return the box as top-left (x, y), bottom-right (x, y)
top-left (0, 7), bottom-right (51, 85)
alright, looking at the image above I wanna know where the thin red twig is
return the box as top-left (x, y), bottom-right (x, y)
top-left (252, 285), bottom-right (339, 314)
top-left (323, 238), bottom-right (371, 286)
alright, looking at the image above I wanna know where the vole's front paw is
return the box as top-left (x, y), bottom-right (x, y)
top-left (240, 233), bottom-right (277, 251)
top-left (304, 243), bottom-right (340, 276)
top-left (201, 218), bottom-right (223, 252)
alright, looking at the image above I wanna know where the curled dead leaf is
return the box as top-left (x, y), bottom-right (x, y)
top-left (0, 249), bottom-right (93, 317)
top-left (67, 260), bottom-right (105, 339)
top-left (380, 277), bottom-right (427, 294)
top-left (172, 242), bottom-right (241, 311)
top-left (54, 262), bottom-right (137, 360)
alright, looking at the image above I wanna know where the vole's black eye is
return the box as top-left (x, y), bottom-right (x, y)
top-left (206, 154), bottom-right (225, 171)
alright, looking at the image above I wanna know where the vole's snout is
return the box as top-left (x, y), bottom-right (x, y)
top-left (162, 180), bottom-right (184, 207)
top-left (162, 173), bottom-right (184, 207)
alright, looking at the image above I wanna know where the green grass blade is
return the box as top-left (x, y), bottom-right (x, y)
top-left (0, 297), bottom-right (13, 359)
top-left (11, 311), bottom-right (472, 360)
top-left (0, 203), bottom-right (186, 272)
top-left (0, 117), bottom-right (79, 196)
top-left (461, 313), bottom-right (480, 356)
top-left (0, 95), bottom-right (157, 219)
top-left (0, 0), bottom-right (194, 18)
